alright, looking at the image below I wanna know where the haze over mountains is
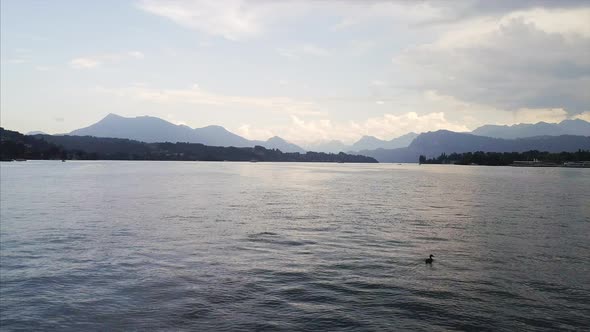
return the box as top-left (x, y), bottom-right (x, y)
top-left (59, 113), bottom-right (590, 163)
top-left (304, 133), bottom-right (419, 153)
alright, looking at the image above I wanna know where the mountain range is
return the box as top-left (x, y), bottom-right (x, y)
top-left (359, 130), bottom-right (590, 163)
top-left (66, 114), bottom-right (421, 153)
top-left (70, 113), bottom-right (306, 153)
top-left (471, 119), bottom-right (590, 139)
top-left (304, 132), bottom-right (419, 153)
top-left (31, 113), bottom-right (590, 162)
top-left (2, 127), bottom-right (376, 163)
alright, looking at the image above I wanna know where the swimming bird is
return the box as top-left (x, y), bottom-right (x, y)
top-left (425, 254), bottom-right (434, 264)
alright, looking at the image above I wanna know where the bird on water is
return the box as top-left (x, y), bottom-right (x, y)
top-left (425, 254), bottom-right (434, 264)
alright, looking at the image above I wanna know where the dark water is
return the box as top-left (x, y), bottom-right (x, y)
top-left (1, 161), bottom-right (589, 331)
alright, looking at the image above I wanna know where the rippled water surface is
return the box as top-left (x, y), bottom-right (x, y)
top-left (1, 161), bottom-right (589, 331)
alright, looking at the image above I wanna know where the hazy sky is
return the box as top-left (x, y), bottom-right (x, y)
top-left (1, 0), bottom-right (589, 144)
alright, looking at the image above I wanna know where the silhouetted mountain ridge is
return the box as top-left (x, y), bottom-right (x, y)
top-left (359, 130), bottom-right (590, 162)
top-left (69, 114), bottom-right (305, 153)
top-left (471, 119), bottom-right (590, 139)
top-left (304, 132), bottom-right (419, 153)
top-left (1, 127), bottom-right (376, 163)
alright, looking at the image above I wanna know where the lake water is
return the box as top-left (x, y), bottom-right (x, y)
top-left (1, 161), bottom-right (589, 331)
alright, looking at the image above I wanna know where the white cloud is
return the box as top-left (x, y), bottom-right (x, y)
top-left (348, 40), bottom-right (376, 56)
top-left (234, 89), bottom-right (588, 144)
top-left (70, 51), bottom-right (145, 69)
top-left (98, 84), bottom-right (323, 116)
top-left (417, 91), bottom-right (582, 127)
top-left (276, 43), bottom-right (330, 59)
top-left (301, 44), bottom-right (330, 57)
top-left (127, 51), bottom-right (145, 59)
top-left (331, 1), bottom-right (446, 30)
top-left (512, 108), bottom-right (569, 124)
top-left (137, 0), bottom-right (308, 41)
top-left (371, 80), bottom-right (387, 87)
top-left (4, 48), bottom-right (32, 65)
top-left (70, 58), bottom-right (101, 69)
top-left (236, 124), bottom-right (275, 141)
top-left (393, 7), bottom-right (590, 113)
top-left (505, 8), bottom-right (590, 39)
top-left (136, 0), bottom-right (453, 41)
top-left (276, 48), bottom-right (298, 59)
top-left (35, 66), bottom-right (54, 71)
top-left (235, 112), bottom-right (470, 145)
top-left (573, 111), bottom-right (590, 121)
top-left (7, 59), bottom-right (27, 64)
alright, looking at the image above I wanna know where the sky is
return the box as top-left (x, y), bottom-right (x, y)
top-left (1, 0), bottom-right (589, 144)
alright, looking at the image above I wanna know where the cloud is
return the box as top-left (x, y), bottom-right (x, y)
top-left (332, 1), bottom-right (447, 29)
top-left (393, 7), bottom-right (590, 115)
top-left (7, 59), bottom-right (27, 64)
top-left (276, 48), bottom-right (298, 59)
top-left (234, 89), bottom-right (588, 144)
top-left (331, 1), bottom-right (589, 29)
top-left (4, 48), bottom-right (33, 65)
top-left (98, 84), bottom-right (323, 116)
top-left (236, 124), bottom-right (275, 141)
top-left (573, 111), bottom-right (590, 121)
top-left (134, 1), bottom-right (489, 40)
top-left (235, 112), bottom-right (470, 144)
top-left (137, 0), bottom-right (441, 42)
top-left (301, 44), bottom-right (330, 57)
top-left (276, 43), bottom-right (330, 59)
top-left (70, 58), bottom-right (100, 69)
top-left (70, 51), bottom-right (145, 69)
top-left (137, 0), bottom-right (308, 41)
top-left (35, 66), bottom-right (54, 72)
top-left (348, 40), bottom-right (376, 56)
top-left (512, 108), bottom-right (569, 123)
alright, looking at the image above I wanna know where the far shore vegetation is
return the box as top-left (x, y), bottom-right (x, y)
top-left (419, 150), bottom-right (590, 166)
top-left (0, 128), bottom-right (377, 163)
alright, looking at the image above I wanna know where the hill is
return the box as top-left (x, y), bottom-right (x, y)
top-left (1, 128), bottom-right (66, 160)
top-left (69, 114), bottom-right (305, 153)
top-left (0, 128), bottom-right (376, 163)
top-left (262, 136), bottom-right (306, 153)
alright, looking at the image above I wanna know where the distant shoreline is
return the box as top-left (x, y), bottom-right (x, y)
top-left (0, 159), bottom-right (375, 164)
top-left (1, 128), bottom-right (378, 164)
top-left (419, 151), bottom-right (590, 168)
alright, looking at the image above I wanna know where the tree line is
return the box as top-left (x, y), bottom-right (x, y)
top-left (0, 128), bottom-right (377, 163)
top-left (419, 150), bottom-right (590, 165)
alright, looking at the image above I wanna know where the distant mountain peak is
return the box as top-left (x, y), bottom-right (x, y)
top-left (261, 136), bottom-right (305, 153)
top-left (26, 130), bottom-right (48, 135)
top-left (103, 113), bottom-right (124, 120)
top-left (68, 114), bottom-right (305, 152)
top-left (472, 119), bottom-right (589, 139)
top-left (201, 124), bottom-right (225, 130)
top-left (357, 135), bottom-right (382, 142)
